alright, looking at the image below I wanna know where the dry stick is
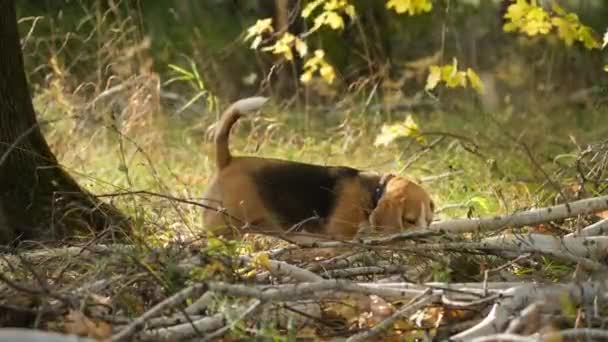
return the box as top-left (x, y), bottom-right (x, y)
top-left (185, 291), bottom-right (216, 315)
top-left (469, 334), bottom-right (536, 342)
top-left (425, 195), bottom-right (608, 235)
top-left (322, 265), bottom-right (410, 279)
top-left (420, 170), bottom-right (465, 183)
top-left (240, 255), bottom-right (323, 282)
top-left (277, 195), bottom-right (608, 252)
top-left (209, 280), bottom-right (433, 301)
top-left (110, 283), bottom-right (207, 342)
top-left (0, 328), bottom-right (93, 342)
top-left (138, 314), bottom-right (225, 342)
top-left (435, 242), bottom-right (602, 271)
top-left (346, 289), bottom-right (435, 342)
top-left (566, 217), bottom-right (608, 237)
top-left (482, 233), bottom-right (608, 261)
top-left (544, 328), bottom-right (608, 340)
top-left (451, 282), bottom-right (603, 341)
top-left (505, 302), bottom-right (544, 334)
top-left (200, 299), bottom-right (261, 342)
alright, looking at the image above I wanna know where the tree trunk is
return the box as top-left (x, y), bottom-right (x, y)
top-left (0, 0), bottom-right (128, 245)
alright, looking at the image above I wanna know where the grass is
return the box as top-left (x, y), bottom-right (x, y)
top-left (34, 90), bottom-right (603, 244)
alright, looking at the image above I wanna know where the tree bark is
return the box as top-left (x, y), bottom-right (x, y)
top-left (0, 0), bottom-right (128, 245)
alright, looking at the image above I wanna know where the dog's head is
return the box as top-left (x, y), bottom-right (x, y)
top-left (369, 175), bottom-right (434, 233)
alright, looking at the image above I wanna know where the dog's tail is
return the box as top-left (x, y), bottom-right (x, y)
top-left (215, 96), bottom-right (269, 170)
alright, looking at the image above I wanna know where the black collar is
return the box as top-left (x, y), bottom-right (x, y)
top-left (371, 182), bottom-right (387, 209)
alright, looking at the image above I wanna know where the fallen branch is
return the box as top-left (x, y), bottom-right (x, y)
top-left (346, 289), bottom-right (434, 342)
top-left (426, 195), bottom-right (608, 235)
top-left (0, 328), bottom-right (92, 342)
top-left (451, 282), bottom-right (604, 341)
top-left (110, 284), bottom-right (207, 341)
top-left (201, 299), bottom-right (261, 342)
top-left (566, 218), bottom-right (608, 237)
top-left (240, 255), bottom-right (323, 282)
top-left (273, 195), bottom-right (608, 252)
top-left (138, 314), bottom-right (225, 341)
top-left (481, 233), bottom-right (608, 264)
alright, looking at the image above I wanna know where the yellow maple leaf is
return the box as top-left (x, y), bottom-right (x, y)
top-left (300, 70), bottom-right (313, 83)
top-left (301, 49), bottom-right (336, 85)
top-left (294, 37), bottom-right (308, 57)
top-left (374, 115), bottom-right (425, 147)
top-left (302, 0), bottom-right (324, 18)
top-left (386, 0), bottom-right (432, 16)
top-left (245, 18), bottom-right (273, 41)
top-left (552, 16), bottom-right (577, 46)
top-left (262, 32), bottom-right (295, 60)
top-left (425, 65), bottom-right (442, 91)
top-left (466, 68), bottom-right (485, 94)
top-left (319, 64), bottom-right (336, 84)
top-left (325, 11), bottom-right (345, 30)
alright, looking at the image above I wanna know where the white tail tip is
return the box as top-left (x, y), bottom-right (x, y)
top-left (231, 96), bottom-right (269, 114)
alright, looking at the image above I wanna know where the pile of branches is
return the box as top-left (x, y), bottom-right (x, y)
top-left (2, 194), bottom-right (608, 341)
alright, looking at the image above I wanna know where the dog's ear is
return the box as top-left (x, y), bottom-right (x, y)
top-left (369, 199), bottom-right (404, 232)
top-left (369, 188), bottom-right (406, 233)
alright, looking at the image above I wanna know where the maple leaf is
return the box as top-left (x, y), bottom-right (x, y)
top-left (386, 0), bottom-right (433, 16)
top-left (466, 68), bottom-right (485, 94)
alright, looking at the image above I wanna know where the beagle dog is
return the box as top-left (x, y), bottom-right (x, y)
top-left (202, 97), bottom-right (434, 242)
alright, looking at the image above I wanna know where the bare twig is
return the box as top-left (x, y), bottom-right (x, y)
top-left (346, 288), bottom-right (434, 342)
top-left (110, 283), bottom-right (207, 342)
top-left (566, 218), bottom-right (608, 237)
top-left (201, 299), bottom-right (261, 342)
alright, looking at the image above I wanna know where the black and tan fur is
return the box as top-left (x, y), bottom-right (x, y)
top-left (202, 97), bottom-right (434, 242)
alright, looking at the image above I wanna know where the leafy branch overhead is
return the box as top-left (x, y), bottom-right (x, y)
top-left (503, 0), bottom-right (600, 49)
top-left (244, 0), bottom-right (602, 92)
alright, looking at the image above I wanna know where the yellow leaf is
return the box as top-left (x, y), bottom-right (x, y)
top-left (294, 37), bottom-right (308, 57)
top-left (425, 65), bottom-right (442, 91)
top-left (466, 68), bottom-right (485, 94)
top-left (577, 25), bottom-right (600, 50)
top-left (374, 115), bottom-right (425, 146)
top-left (300, 70), bottom-right (313, 83)
top-left (251, 252), bottom-right (271, 270)
top-left (319, 64), bottom-right (336, 84)
top-left (302, 0), bottom-right (324, 18)
top-left (603, 29), bottom-right (608, 49)
top-left (245, 18), bottom-right (273, 41)
top-left (300, 49), bottom-right (336, 85)
top-left (250, 35), bottom-right (263, 49)
top-left (325, 11), bottom-right (345, 30)
top-left (262, 32), bottom-right (296, 60)
top-left (386, 0), bottom-right (432, 15)
top-left (552, 16), bottom-right (577, 46)
top-left (345, 4), bottom-right (357, 18)
top-left (604, 64), bottom-right (608, 73)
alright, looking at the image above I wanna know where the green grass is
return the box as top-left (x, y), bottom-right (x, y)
top-left (35, 94), bottom-right (604, 241)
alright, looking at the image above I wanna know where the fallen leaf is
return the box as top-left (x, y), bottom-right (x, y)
top-left (64, 310), bottom-right (112, 339)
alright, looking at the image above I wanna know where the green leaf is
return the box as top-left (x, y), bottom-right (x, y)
top-left (468, 196), bottom-right (490, 212)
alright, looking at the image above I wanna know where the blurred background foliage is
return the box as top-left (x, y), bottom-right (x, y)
top-left (12, 1), bottom-right (608, 216)
top-left (17, 0), bottom-right (607, 114)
